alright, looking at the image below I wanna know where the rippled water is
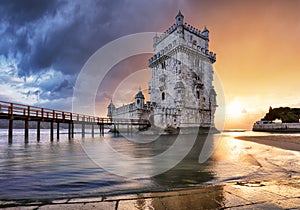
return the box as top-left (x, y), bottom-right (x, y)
top-left (0, 128), bottom-right (299, 201)
top-left (0, 128), bottom-right (215, 200)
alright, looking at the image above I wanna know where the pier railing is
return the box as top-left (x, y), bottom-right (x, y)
top-left (0, 100), bottom-right (150, 124)
top-left (0, 100), bottom-right (150, 143)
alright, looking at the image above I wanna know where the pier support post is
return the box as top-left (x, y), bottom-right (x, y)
top-left (37, 121), bottom-right (40, 142)
top-left (71, 122), bottom-right (74, 139)
top-left (113, 124), bottom-right (116, 137)
top-left (92, 123), bottom-right (94, 138)
top-left (57, 122), bottom-right (60, 140)
top-left (8, 119), bottom-right (13, 144)
top-left (50, 121), bottom-right (54, 141)
top-left (68, 122), bottom-right (71, 140)
top-left (82, 123), bottom-right (85, 138)
top-left (24, 119), bottom-right (29, 143)
top-left (117, 124), bottom-right (119, 136)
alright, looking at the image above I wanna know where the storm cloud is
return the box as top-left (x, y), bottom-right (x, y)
top-left (0, 0), bottom-right (182, 110)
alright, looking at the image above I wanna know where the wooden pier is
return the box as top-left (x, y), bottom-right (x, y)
top-left (0, 101), bottom-right (150, 143)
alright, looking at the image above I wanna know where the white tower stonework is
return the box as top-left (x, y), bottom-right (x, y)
top-left (148, 11), bottom-right (217, 128)
top-left (107, 11), bottom-right (217, 130)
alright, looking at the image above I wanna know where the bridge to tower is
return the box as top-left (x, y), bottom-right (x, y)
top-left (0, 100), bottom-right (150, 144)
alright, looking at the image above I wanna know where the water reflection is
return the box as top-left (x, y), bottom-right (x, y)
top-left (153, 134), bottom-right (215, 187)
top-left (3, 130), bottom-right (297, 201)
top-left (81, 131), bottom-right (217, 179)
top-left (120, 185), bottom-right (225, 210)
top-left (0, 128), bottom-right (220, 200)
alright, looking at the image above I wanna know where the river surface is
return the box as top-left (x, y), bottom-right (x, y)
top-left (0, 129), bottom-right (299, 200)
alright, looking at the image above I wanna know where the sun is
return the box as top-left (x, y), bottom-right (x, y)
top-left (227, 100), bottom-right (244, 119)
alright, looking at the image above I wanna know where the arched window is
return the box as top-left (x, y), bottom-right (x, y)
top-left (137, 99), bottom-right (140, 105)
top-left (196, 90), bottom-right (200, 100)
top-left (162, 92), bottom-right (165, 100)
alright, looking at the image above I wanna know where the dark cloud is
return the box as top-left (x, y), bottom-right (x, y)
top-left (1, 0), bottom-right (180, 75)
top-left (0, 0), bottom-right (182, 110)
top-left (0, 0), bottom-right (62, 24)
top-left (53, 79), bottom-right (70, 92)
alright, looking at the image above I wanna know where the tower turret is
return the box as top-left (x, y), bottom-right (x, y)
top-left (202, 26), bottom-right (209, 38)
top-left (107, 100), bottom-right (115, 118)
top-left (135, 88), bottom-right (145, 109)
top-left (176, 10), bottom-right (184, 26)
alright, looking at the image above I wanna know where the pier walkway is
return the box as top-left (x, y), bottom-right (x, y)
top-left (0, 100), bottom-right (150, 143)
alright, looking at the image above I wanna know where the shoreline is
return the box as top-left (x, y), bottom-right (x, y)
top-left (1, 179), bottom-right (299, 209)
top-left (235, 135), bottom-right (300, 152)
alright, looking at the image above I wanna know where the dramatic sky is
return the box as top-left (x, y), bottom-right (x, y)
top-left (1, 0), bottom-right (300, 129)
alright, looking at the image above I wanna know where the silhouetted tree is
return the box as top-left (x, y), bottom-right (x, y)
top-left (262, 107), bottom-right (300, 123)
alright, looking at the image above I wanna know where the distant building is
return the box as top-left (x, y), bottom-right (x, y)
top-left (107, 11), bottom-right (217, 129)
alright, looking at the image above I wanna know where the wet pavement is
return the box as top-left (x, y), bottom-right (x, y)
top-left (1, 179), bottom-right (299, 209)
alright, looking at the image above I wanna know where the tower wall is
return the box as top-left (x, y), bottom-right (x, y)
top-left (148, 12), bottom-right (217, 129)
top-left (106, 11), bottom-right (217, 130)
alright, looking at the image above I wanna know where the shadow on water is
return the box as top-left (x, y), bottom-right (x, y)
top-left (108, 131), bottom-right (216, 188)
top-left (152, 133), bottom-right (215, 188)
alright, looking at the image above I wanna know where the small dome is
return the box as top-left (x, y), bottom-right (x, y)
top-left (135, 90), bottom-right (145, 99)
top-left (107, 100), bottom-right (115, 108)
top-left (202, 26), bottom-right (209, 32)
top-left (202, 26), bottom-right (209, 37)
top-left (176, 10), bottom-right (184, 18)
top-left (174, 81), bottom-right (185, 89)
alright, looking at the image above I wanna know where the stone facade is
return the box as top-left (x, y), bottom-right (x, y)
top-left (107, 11), bottom-right (217, 129)
top-left (107, 89), bottom-right (151, 120)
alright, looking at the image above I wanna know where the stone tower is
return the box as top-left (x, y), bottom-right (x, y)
top-left (148, 11), bottom-right (217, 128)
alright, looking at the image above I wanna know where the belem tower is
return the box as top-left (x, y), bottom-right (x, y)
top-left (107, 11), bottom-right (217, 130)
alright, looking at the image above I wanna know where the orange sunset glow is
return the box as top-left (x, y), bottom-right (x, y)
top-left (175, 1), bottom-right (299, 129)
top-left (92, 1), bottom-right (300, 130)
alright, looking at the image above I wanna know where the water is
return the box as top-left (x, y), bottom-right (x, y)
top-left (0, 129), bottom-right (299, 201)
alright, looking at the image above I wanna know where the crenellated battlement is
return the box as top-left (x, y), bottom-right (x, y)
top-left (148, 41), bottom-right (216, 67)
top-left (154, 21), bottom-right (210, 47)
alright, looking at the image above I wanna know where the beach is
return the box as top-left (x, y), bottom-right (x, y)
top-left (235, 134), bottom-right (300, 152)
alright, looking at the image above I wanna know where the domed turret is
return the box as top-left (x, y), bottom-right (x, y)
top-left (176, 10), bottom-right (184, 26)
top-left (135, 90), bottom-right (145, 99)
top-left (107, 100), bottom-right (115, 118)
top-left (135, 88), bottom-right (145, 109)
top-left (202, 26), bottom-right (209, 38)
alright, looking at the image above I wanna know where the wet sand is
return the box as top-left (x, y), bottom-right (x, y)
top-left (235, 135), bottom-right (300, 151)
